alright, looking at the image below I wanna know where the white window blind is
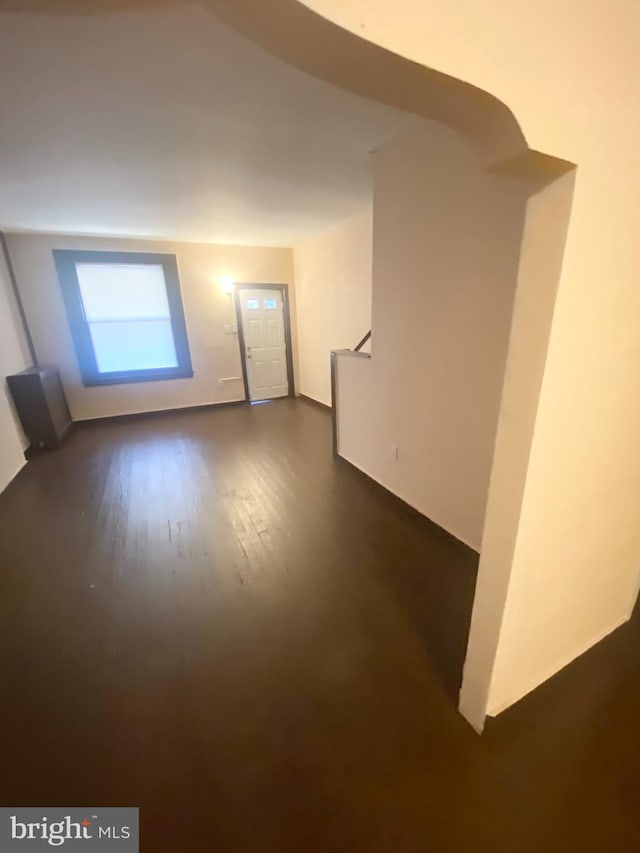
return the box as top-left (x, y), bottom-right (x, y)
top-left (75, 263), bottom-right (178, 374)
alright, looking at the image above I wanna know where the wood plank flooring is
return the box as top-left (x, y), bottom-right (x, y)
top-left (0, 398), bottom-right (638, 851)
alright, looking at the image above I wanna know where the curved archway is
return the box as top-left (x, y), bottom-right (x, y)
top-left (195, 0), bottom-right (577, 733)
top-left (0, 0), bottom-right (573, 179)
top-left (203, 0), bottom-right (577, 732)
top-left (0, 0), bottom-right (578, 732)
top-left (206, 0), bottom-right (575, 182)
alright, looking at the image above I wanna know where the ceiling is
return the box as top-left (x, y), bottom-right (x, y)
top-left (0, 2), bottom-right (409, 246)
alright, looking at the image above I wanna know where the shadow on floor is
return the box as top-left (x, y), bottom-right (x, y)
top-left (333, 457), bottom-right (478, 701)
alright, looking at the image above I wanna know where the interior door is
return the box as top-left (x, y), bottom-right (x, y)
top-left (238, 288), bottom-right (290, 401)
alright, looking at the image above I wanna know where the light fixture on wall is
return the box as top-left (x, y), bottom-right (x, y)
top-left (220, 276), bottom-right (235, 295)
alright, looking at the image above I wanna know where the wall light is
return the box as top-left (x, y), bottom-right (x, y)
top-left (220, 276), bottom-right (235, 295)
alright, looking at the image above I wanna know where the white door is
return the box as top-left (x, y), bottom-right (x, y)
top-left (239, 288), bottom-right (290, 401)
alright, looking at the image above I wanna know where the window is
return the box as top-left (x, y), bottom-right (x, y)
top-left (264, 298), bottom-right (278, 309)
top-left (54, 250), bottom-right (193, 386)
top-left (246, 298), bottom-right (260, 310)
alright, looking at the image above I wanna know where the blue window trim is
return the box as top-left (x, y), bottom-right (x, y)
top-left (53, 249), bottom-right (193, 387)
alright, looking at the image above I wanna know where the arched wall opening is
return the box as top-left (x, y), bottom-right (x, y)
top-left (287, 1), bottom-right (640, 735)
top-left (1, 0), bottom-right (579, 732)
top-left (205, 0), bottom-right (577, 732)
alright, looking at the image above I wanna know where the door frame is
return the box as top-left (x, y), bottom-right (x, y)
top-left (233, 283), bottom-right (295, 402)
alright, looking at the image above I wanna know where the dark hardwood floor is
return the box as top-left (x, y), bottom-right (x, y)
top-left (1, 398), bottom-right (639, 851)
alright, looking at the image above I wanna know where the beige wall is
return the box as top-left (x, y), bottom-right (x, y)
top-left (336, 119), bottom-right (527, 550)
top-left (459, 171), bottom-right (576, 723)
top-left (304, 0), bottom-right (640, 728)
top-left (483, 172), bottom-right (639, 715)
top-left (0, 245), bottom-right (30, 494)
top-left (293, 210), bottom-right (372, 406)
top-left (7, 233), bottom-right (297, 421)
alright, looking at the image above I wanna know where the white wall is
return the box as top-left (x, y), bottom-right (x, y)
top-left (7, 233), bottom-right (297, 421)
top-left (293, 210), bottom-right (372, 406)
top-left (0, 244), bottom-right (30, 494)
top-left (336, 119), bottom-right (527, 550)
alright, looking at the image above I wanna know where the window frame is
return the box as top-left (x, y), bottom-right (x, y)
top-left (54, 249), bottom-right (193, 387)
